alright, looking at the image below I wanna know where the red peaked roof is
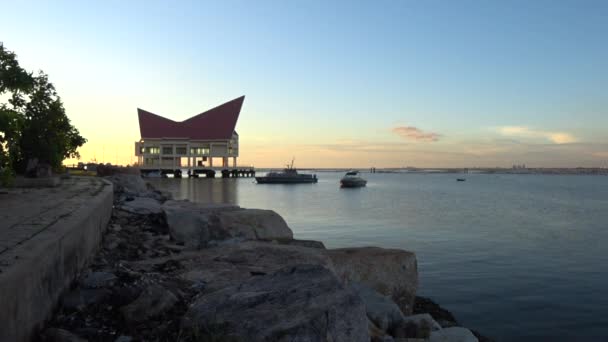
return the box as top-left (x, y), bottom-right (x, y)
top-left (138, 96), bottom-right (244, 140)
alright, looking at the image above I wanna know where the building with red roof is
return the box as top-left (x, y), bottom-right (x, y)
top-left (134, 96), bottom-right (245, 175)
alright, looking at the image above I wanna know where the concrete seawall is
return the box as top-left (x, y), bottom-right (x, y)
top-left (0, 177), bottom-right (113, 342)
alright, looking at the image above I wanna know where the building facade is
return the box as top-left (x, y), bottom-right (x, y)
top-left (134, 96), bottom-right (244, 172)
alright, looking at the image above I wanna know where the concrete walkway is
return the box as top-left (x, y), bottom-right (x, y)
top-left (0, 177), bottom-right (113, 341)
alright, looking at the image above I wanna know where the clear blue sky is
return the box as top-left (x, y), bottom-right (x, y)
top-left (2, 0), bottom-right (607, 167)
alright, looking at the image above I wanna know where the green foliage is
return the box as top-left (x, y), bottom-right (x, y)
top-left (0, 107), bottom-right (23, 178)
top-left (0, 42), bottom-right (33, 94)
top-left (14, 73), bottom-right (86, 171)
top-left (0, 166), bottom-right (15, 187)
top-left (0, 43), bottom-right (86, 174)
top-left (0, 42), bottom-right (32, 175)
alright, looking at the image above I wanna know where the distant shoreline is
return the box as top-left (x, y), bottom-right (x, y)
top-left (257, 167), bottom-right (608, 175)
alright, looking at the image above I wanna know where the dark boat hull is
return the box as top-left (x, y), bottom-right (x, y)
top-left (256, 177), bottom-right (318, 184)
top-left (340, 179), bottom-right (367, 188)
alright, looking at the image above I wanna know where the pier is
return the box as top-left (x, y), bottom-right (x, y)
top-left (140, 166), bottom-right (255, 178)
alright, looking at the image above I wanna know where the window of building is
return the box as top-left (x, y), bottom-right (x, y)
top-left (162, 146), bottom-right (173, 154)
top-left (146, 147), bottom-right (160, 154)
top-left (176, 147), bottom-right (187, 155)
top-left (189, 147), bottom-right (210, 155)
top-left (144, 157), bottom-right (158, 165)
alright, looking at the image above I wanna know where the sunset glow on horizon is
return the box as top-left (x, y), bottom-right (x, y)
top-left (2, 0), bottom-right (607, 168)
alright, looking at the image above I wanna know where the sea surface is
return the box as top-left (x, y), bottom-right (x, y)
top-left (148, 172), bottom-right (608, 341)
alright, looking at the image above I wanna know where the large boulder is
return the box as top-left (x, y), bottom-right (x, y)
top-left (162, 200), bottom-right (239, 248)
top-left (391, 313), bottom-right (442, 339)
top-left (326, 247), bottom-right (418, 315)
top-left (118, 197), bottom-right (163, 215)
top-left (162, 200), bottom-right (293, 248)
top-left (181, 264), bottom-right (369, 342)
top-left (107, 174), bottom-right (149, 195)
top-left (214, 208), bottom-right (294, 240)
top-left (429, 327), bottom-right (478, 342)
top-left (351, 282), bottom-right (405, 332)
top-left (401, 314), bottom-right (442, 333)
top-left (168, 241), bottom-right (335, 294)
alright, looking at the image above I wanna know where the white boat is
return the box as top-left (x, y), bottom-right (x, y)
top-left (340, 171), bottom-right (367, 188)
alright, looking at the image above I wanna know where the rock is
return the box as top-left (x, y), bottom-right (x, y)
top-left (162, 200), bottom-right (292, 248)
top-left (162, 200), bottom-right (238, 248)
top-left (429, 327), bottom-right (479, 342)
top-left (369, 318), bottom-right (393, 342)
top-left (110, 224), bottom-right (122, 232)
top-left (61, 288), bottom-right (112, 311)
top-left (181, 264), bottom-right (369, 342)
top-left (118, 196), bottom-right (163, 215)
top-left (274, 238), bottom-right (326, 249)
top-left (120, 284), bottom-right (178, 325)
top-left (170, 241), bottom-right (335, 294)
top-left (326, 247), bottom-right (418, 315)
top-left (81, 271), bottom-right (117, 288)
top-left (43, 328), bottom-right (87, 342)
top-left (402, 314), bottom-right (442, 332)
top-left (413, 296), bottom-right (458, 328)
top-left (106, 174), bottom-right (149, 195)
top-left (351, 282), bottom-right (405, 332)
top-left (214, 208), bottom-right (294, 240)
top-left (391, 314), bottom-right (442, 338)
top-left (104, 235), bottom-right (123, 251)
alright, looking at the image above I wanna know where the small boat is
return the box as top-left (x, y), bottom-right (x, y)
top-left (457, 178), bottom-right (466, 182)
top-left (255, 159), bottom-right (318, 184)
top-left (340, 171), bottom-right (367, 188)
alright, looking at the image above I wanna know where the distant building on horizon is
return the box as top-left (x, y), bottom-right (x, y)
top-left (134, 96), bottom-right (244, 171)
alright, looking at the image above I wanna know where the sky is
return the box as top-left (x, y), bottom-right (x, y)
top-left (1, 0), bottom-right (607, 168)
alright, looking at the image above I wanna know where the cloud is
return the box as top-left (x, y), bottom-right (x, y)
top-left (392, 126), bottom-right (441, 142)
top-left (498, 126), bottom-right (576, 144)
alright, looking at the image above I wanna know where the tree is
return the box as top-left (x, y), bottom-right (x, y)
top-left (13, 73), bottom-right (86, 171)
top-left (0, 43), bottom-right (86, 177)
top-left (0, 43), bottom-right (33, 183)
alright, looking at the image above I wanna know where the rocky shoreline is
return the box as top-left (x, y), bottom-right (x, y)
top-left (38, 174), bottom-right (490, 342)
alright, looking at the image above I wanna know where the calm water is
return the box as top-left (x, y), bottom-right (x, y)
top-left (149, 172), bottom-right (608, 341)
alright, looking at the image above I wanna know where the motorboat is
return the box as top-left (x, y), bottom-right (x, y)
top-left (457, 178), bottom-right (466, 182)
top-left (340, 171), bottom-right (367, 188)
top-left (255, 159), bottom-right (318, 184)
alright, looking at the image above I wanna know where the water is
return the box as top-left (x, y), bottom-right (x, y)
top-left (148, 172), bottom-right (608, 341)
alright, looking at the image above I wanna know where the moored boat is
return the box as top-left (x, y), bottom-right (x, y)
top-left (340, 171), bottom-right (367, 188)
top-left (255, 160), bottom-right (318, 184)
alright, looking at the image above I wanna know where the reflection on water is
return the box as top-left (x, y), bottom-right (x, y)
top-left (149, 178), bottom-right (238, 204)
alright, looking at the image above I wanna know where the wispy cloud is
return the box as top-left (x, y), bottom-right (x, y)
top-left (392, 126), bottom-right (441, 142)
top-left (240, 138), bottom-right (608, 168)
top-left (498, 126), bottom-right (576, 144)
